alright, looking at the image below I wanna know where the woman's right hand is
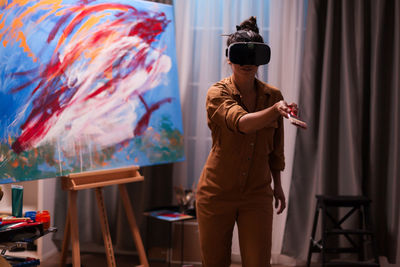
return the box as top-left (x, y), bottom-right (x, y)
top-left (274, 100), bottom-right (292, 118)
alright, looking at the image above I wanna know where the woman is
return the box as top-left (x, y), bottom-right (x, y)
top-left (196, 16), bottom-right (297, 267)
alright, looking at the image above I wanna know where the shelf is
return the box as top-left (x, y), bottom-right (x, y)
top-left (0, 180), bottom-right (43, 261)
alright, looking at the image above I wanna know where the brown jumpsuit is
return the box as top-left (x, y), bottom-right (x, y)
top-left (196, 76), bottom-right (285, 267)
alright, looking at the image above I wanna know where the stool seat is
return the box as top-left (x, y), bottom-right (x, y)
top-left (307, 195), bottom-right (380, 267)
top-left (316, 195), bottom-right (371, 207)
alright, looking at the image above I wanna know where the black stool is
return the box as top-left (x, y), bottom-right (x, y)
top-left (307, 195), bottom-right (380, 267)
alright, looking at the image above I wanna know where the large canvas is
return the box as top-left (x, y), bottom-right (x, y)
top-left (0, 0), bottom-right (184, 183)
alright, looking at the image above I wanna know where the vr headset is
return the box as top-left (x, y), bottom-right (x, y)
top-left (225, 42), bottom-right (271, 66)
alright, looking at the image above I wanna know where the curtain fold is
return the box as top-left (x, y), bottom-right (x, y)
top-left (268, 0), bottom-right (307, 260)
top-left (368, 0), bottom-right (400, 262)
top-left (282, 0), bottom-right (400, 264)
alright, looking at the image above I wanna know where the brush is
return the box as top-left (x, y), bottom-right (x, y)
top-left (287, 110), bottom-right (307, 129)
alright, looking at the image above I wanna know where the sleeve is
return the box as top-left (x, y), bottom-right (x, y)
top-left (206, 85), bottom-right (248, 133)
top-left (269, 92), bottom-right (285, 171)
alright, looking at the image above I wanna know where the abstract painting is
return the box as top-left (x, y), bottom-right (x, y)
top-left (0, 0), bottom-right (184, 183)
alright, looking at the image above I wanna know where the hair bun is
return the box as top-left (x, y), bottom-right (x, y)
top-left (238, 16), bottom-right (259, 34)
top-left (226, 16), bottom-right (264, 46)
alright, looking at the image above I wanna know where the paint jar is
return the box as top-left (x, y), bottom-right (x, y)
top-left (36, 210), bottom-right (50, 230)
top-left (11, 185), bottom-right (24, 217)
top-left (25, 211), bottom-right (37, 221)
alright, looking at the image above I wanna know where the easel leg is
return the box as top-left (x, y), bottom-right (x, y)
top-left (95, 188), bottom-right (116, 267)
top-left (118, 184), bottom-right (149, 267)
top-left (69, 190), bottom-right (81, 267)
top-left (60, 208), bottom-right (71, 267)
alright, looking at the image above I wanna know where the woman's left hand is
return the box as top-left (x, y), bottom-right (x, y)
top-left (273, 185), bottom-right (286, 214)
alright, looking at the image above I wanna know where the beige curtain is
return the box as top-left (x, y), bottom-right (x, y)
top-left (268, 0), bottom-right (307, 262)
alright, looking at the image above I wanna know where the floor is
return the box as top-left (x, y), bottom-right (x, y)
top-left (35, 251), bottom-right (397, 267)
top-left (40, 251), bottom-right (295, 267)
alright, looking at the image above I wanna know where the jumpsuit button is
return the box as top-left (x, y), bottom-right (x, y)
top-left (250, 142), bottom-right (255, 146)
top-left (242, 172), bottom-right (247, 176)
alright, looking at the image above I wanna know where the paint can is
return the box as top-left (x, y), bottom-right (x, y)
top-left (11, 185), bottom-right (23, 217)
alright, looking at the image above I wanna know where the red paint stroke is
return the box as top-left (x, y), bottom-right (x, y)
top-left (134, 94), bottom-right (172, 136)
top-left (53, 3), bottom-right (137, 55)
top-left (48, 12), bottom-right (74, 43)
top-left (128, 13), bottom-right (168, 44)
top-left (12, 85), bottom-right (70, 153)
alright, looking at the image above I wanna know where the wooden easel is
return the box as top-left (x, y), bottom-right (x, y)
top-left (59, 166), bottom-right (149, 267)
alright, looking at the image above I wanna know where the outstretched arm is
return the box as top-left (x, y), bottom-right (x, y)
top-left (238, 101), bottom-right (297, 134)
